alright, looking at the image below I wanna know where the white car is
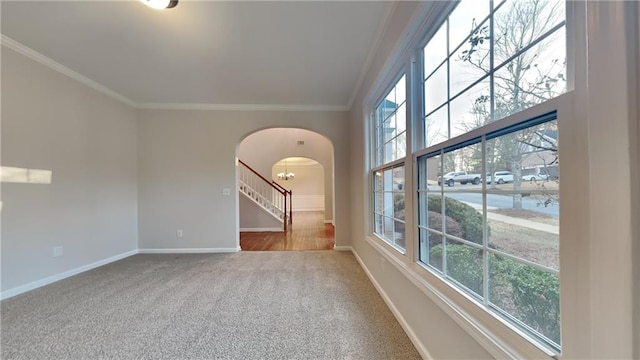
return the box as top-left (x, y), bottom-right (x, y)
top-left (522, 174), bottom-right (550, 181)
top-left (485, 171), bottom-right (514, 184)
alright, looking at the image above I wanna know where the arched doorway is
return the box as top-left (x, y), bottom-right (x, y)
top-left (237, 128), bottom-right (335, 250)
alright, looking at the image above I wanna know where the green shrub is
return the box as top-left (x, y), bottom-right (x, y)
top-left (430, 244), bottom-right (483, 295)
top-left (429, 246), bottom-right (560, 345)
top-left (493, 256), bottom-right (560, 345)
top-left (426, 211), bottom-right (464, 248)
top-left (427, 196), bottom-right (485, 244)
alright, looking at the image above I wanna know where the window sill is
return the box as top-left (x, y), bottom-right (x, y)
top-left (364, 234), bottom-right (558, 360)
top-left (371, 233), bottom-right (407, 255)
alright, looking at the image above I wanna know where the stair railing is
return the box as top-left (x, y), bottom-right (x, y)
top-left (238, 159), bottom-right (292, 231)
top-left (270, 180), bottom-right (293, 225)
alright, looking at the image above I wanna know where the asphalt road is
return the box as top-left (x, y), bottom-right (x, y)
top-left (426, 186), bottom-right (559, 218)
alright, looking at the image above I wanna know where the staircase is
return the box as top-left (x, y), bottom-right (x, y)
top-left (238, 160), bottom-right (292, 231)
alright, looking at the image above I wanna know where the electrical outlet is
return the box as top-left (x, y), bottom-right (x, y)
top-left (177, 229), bottom-right (183, 238)
top-left (53, 246), bottom-right (64, 257)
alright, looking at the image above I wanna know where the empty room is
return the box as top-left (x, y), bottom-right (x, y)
top-left (1, 1), bottom-right (638, 359)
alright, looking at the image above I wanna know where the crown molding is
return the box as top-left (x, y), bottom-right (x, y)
top-left (137, 102), bottom-right (349, 112)
top-left (1, 34), bottom-right (138, 108)
top-left (1, 34), bottom-right (350, 113)
top-left (346, 1), bottom-right (398, 111)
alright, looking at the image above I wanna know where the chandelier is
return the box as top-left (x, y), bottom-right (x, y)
top-left (277, 161), bottom-right (295, 180)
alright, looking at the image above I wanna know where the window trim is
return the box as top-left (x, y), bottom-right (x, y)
top-left (416, 109), bottom-right (561, 350)
top-left (414, 94), bottom-right (571, 359)
top-left (363, 0), bottom-right (581, 358)
top-left (371, 72), bottom-right (409, 252)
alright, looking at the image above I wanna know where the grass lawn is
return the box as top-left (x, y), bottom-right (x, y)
top-left (488, 219), bottom-right (559, 270)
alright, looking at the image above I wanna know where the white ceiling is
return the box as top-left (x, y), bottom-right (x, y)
top-left (1, 1), bottom-right (391, 109)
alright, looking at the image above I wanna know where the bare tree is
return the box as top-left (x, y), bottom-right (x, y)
top-left (457, 0), bottom-right (565, 208)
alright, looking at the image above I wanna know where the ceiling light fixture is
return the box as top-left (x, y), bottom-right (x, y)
top-left (141, 0), bottom-right (178, 10)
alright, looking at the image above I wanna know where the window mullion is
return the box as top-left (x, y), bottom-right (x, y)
top-left (446, 18), bottom-right (451, 141)
top-left (482, 134), bottom-right (490, 304)
top-left (490, 0), bottom-right (496, 121)
top-left (440, 149), bottom-right (447, 277)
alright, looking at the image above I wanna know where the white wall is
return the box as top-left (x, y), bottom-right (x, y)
top-left (137, 110), bottom-right (349, 251)
top-left (582, 2), bottom-right (638, 357)
top-left (239, 128), bottom-right (334, 220)
top-left (1, 48), bottom-right (138, 295)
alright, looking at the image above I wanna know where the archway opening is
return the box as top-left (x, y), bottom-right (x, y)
top-left (237, 128), bottom-right (335, 251)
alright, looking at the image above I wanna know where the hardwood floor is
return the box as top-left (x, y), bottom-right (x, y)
top-left (240, 211), bottom-right (335, 251)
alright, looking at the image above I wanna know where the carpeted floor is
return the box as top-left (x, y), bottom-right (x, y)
top-left (1, 251), bottom-right (421, 359)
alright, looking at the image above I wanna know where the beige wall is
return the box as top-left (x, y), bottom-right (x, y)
top-left (137, 109), bottom-right (349, 251)
top-left (635, 4), bottom-right (640, 356)
top-left (1, 48), bottom-right (138, 294)
top-left (238, 194), bottom-right (282, 231)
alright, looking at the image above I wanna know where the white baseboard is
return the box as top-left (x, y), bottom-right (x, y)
top-left (0, 249), bottom-right (139, 301)
top-left (334, 246), bottom-right (353, 251)
top-left (138, 247), bottom-right (240, 254)
top-left (324, 220), bottom-right (335, 225)
top-left (239, 228), bottom-right (282, 232)
top-left (349, 247), bottom-right (434, 360)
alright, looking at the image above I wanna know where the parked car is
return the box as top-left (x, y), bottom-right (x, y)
top-left (437, 171), bottom-right (482, 187)
top-left (522, 173), bottom-right (550, 181)
top-left (485, 171), bottom-right (514, 184)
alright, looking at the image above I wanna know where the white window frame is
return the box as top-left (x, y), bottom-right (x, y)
top-left (370, 72), bottom-right (410, 252)
top-left (362, 0), bottom-right (593, 358)
top-left (421, 0), bottom-right (568, 150)
top-left (414, 105), bottom-right (563, 354)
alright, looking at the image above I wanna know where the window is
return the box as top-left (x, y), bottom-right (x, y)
top-left (417, 114), bottom-right (560, 349)
top-left (367, 0), bottom-right (569, 355)
top-left (423, 0), bottom-right (566, 148)
top-left (373, 75), bottom-right (407, 251)
top-left (374, 75), bottom-right (407, 166)
top-left (373, 165), bottom-right (406, 250)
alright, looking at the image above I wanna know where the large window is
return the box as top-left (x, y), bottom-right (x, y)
top-left (423, 0), bottom-right (566, 148)
top-left (368, 0), bottom-right (569, 355)
top-left (417, 114), bottom-right (560, 348)
top-left (415, 0), bottom-right (565, 352)
top-left (372, 75), bottom-right (407, 250)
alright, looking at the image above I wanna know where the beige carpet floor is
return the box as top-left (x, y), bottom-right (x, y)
top-left (1, 251), bottom-right (421, 359)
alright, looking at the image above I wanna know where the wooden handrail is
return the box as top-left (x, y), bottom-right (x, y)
top-left (238, 159), bottom-right (285, 195)
top-left (238, 159), bottom-right (293, 230)
top-left (270, 181), bottom-right (293, 224)
top-left (271, 180), bottom-right (286, 192)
